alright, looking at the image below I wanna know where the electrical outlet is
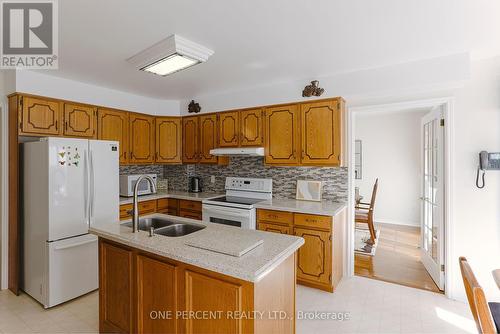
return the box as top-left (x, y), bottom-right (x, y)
top-left (210, 175), bottom-right (216, 184)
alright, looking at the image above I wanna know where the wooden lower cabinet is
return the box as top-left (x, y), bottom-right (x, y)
top-left (294, 227), bottom-right (332, 289)
top-left (120, 199), bottom-right (201, 221)
top-left (257, 209), bottom-right (344, 293)
top-left (99, 241), bottom-right (134, 333)
top-left (98, 239), bottom-right (296, 334)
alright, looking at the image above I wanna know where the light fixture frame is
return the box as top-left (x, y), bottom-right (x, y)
top-left (127, 34), bottom-right (214, 76)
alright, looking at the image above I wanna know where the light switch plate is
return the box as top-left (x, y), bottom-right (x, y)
top-left (210, 175), bottom-right (216, 184)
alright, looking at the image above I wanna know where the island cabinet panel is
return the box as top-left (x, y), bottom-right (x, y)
top-left (129, 114), bottom-right (155, 164)
top-left (184, 270), bottom-right (244, 334)
top-left (97, 108), bottom-right (129, 164)
top-left (182, 116), bottom-right (199, 163)
top-left (300, 100), bottom-right (341, 166)
top-left (199, 114), bottom-right (218, 163)
top-left (240, 108), bottom-right (264, 147)
top-left (63, 103), bottom-right (96, 138)
top-left (156, 117), bottom-right (182, 164)
top-left (264, 105), bottom-right (301, 165)
top-left (99, 241), bottom-right (135, 333)
top-left (137, 255), bottom-right (178, 334)
top-left (294, 227), bottom-right (332, 289)
top-left (19, 96), bottom-right (62, 136)
top-left (218, 111), bottom-right (240, 147)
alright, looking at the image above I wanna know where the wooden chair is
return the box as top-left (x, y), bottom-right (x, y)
top-left (355, 178), bottom-right (378, 244)
top-left (459, 257), bottom-right (500, 333)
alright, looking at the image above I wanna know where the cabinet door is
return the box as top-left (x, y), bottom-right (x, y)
top-left (258, 222), bottom-right (291, 235)
top-left (294, 227), bottom-right (331, 286)
top-left (137, 255), bottom-right (178, 334)
top-left (184, 270), bottom-right (243, 334)
top-left (240, 108), bottom-right (263, 147)
top-left (156, 117), bottom-right (182, 164)
top-left (63, 103), bottom-right (96, 138)
top-left (97, 108), bottom-right (129, 164)
top-left (99, 241), bottom-right (134, 333)
top-left (129, 114), bottom-right (155, 164)
top-left (301, 100), bottom-right (341, 166)
top-left (20, 96), bottom-right (61, 136)
top-left (182, 116), bottom-right (199, 163)
top-left (199, 114), bottom-right (218, 163)
top-left (264, 104), bottom-right (300, 165)
top-left (218, 111), bottom-right (239, 147)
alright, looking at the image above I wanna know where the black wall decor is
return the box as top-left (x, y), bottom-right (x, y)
top-left (188, 100), bottom-right (201, 113)
top-left (302, 80), bottom-right (325, 97)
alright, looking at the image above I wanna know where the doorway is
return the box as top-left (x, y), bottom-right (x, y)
top-left (347, 98), bottom-right (454, 296)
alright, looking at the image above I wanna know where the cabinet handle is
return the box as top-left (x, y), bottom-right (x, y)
top-left (55, 120), bottom-right (58, 131)
top-left (65, 121), bottom-right (68, 131)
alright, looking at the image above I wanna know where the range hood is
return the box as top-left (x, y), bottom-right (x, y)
top-left (209, 147), bottom-right (264, 156)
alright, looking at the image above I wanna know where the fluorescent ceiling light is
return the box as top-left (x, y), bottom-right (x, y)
top-left (142, 53), bottom-right (199, 76)
top-left (127, 34), bottom-right (213, 77)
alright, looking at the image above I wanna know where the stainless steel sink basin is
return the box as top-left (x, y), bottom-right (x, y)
top-left (121, 217), bottom-right (176, 230)
top-left (155, 223), bottom-right (206, 237)
top-left (121, 217), bottom-right (205, 237)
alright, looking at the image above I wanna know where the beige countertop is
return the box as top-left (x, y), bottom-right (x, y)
top-left (89, 213), bottom-right (304, 282)
top-left (254, 198), bottom-right (347, 216)
top-left (119, 190), bottom-right (224, 205)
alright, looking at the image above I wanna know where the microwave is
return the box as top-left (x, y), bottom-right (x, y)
top-left (119, 174), bottom-right (157, 197)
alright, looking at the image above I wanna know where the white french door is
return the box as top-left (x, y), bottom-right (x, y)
top-left (420, 108), bottom-right (445, 291)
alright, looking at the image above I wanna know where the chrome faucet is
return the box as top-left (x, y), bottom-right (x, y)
top-left (132, 175), bottom-right (157, 233)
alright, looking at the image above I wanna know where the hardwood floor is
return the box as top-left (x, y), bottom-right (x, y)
top-left (355, 223), bottom-right (441, 293)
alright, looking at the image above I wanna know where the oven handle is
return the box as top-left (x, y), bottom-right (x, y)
top-left (202, 205), bottom-right (250, 218)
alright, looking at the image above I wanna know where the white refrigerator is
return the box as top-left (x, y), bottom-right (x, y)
top-left (23, 137), bottom-right (119, 308)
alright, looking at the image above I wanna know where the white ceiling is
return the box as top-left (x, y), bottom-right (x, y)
top-left (40, 0), bottom-right (500, 100)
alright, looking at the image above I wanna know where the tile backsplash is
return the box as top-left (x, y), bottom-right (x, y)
top-left (162, 157), bottom-right (348, 202)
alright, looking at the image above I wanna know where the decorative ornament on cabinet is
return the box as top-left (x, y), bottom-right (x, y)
top-left (302, 80), bottom-right (324, 97)
top-left (188, 100), bottom-right (201, 114)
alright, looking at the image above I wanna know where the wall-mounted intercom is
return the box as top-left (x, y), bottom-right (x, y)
top-left (476, 151), bottom-right (500, 189)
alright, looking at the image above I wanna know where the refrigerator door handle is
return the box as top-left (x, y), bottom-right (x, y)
top-left (83, 150), bottom-right (90, 222)
top-left (89, 149), bottom-right (95, 222)
top-left (53, 238), bottom-right (96, 251)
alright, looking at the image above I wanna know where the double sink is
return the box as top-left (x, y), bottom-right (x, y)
top-left (122, 217), bottom-right (206, 237)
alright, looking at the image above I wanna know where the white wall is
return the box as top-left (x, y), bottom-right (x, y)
top-left (355, 110), bottom-right (427, 226)
top-left (180, 53), bottom-right (470, 114)
top-left (450, 56), bottom-right (500, 302)
top-left (15, 71), bottom-right (180, 116)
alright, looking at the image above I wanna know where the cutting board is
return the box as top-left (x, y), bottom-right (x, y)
top-left (185, 230), bottom-right (264, 257)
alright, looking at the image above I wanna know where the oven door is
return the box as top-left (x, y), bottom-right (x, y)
top-left (202, 204), bottom-right (255, 229)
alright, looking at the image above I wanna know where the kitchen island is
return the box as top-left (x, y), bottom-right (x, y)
top-left (89, 214), bottom-right (304, 334)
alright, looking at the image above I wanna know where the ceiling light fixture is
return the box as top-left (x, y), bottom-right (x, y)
top-left (127, 34), bottom-right (214, 76)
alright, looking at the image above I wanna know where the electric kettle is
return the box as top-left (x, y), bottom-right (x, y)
top-left (189, 176), bottom-right (202, 193)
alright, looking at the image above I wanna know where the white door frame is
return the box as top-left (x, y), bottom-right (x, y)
top-left (346, 97), bottom-right (455, 298)
top-left (1, 103), bottom-right (8, 290)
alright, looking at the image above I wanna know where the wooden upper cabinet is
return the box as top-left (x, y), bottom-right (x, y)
top-left (301, 100), bottom-right (341, 166)
top-left (19, 96), bottom-right (62, 136)
top-left (97, 108), bottom-right (129, 164)
top-left (240, 108), bottom-right (263, 147)
top-left (63, 103), bottom-right (96, 138)
top-left (264, 104), bottom-right (300, 165)
top-left (129, 113), bottom-right (155, 164)
top-left (183, 116), bottom-right (199, 163)
top-left (156, 117), bottom-right (182, 164)
top-left (199, 114), bottom-right (218, 163)
top-left (99, 241), bottom-right (135, 333)
top-left (218, 111), bottom-right (239, 147)
top-left (294, 227), bottom-right (332, 286)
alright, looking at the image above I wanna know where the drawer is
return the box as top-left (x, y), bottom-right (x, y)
top-left (294, 213), bottom-right (332, 231)
top-left (257, 209), bottom-right (293, 226)
top-left (157, 198), bottom-right (178, 210)
top-left (119, 200), bottom-right (157, 220)
top-left (179, 200), bottom-right (202, 212)
top-left (157, 208), bottom-right (178, 216)
top-left (179, 210), bottom-right (202, 220)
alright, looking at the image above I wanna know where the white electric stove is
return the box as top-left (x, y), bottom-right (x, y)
top-left (202, 177), bottom-right (272, 229)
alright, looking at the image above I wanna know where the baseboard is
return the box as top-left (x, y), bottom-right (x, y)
top-left (374, 218), bottom-right (420, 227)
